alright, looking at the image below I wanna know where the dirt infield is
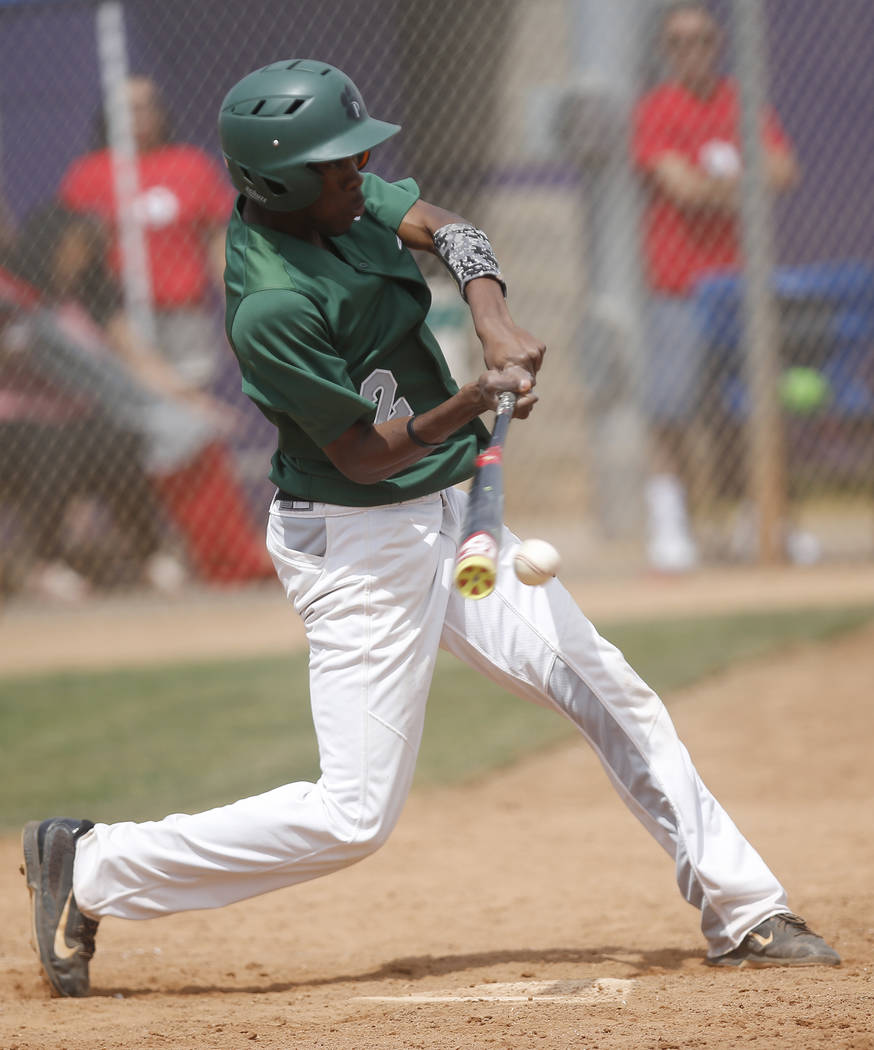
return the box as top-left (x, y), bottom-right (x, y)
top-left (2, 615), bottom-right (873, 1048)
top-left (3, 562), bottom-right (874, 675)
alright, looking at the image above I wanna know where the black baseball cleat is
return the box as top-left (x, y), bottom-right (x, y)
top-left (706, 912), bottom-right (841, 968)
top-left (21, 817), bottom-right (99, 996)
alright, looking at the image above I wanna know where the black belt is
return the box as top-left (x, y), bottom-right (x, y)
top-left (274, 489), bottom-right (314, 510)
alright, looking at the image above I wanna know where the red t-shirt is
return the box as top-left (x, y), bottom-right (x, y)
top-left (632, 78), bottom-right (789, 295)
top-left (59, 144), bottom-right (234, 309)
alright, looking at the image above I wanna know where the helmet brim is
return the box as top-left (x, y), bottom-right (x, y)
top-left (305, 117), bottom-right (401, 163)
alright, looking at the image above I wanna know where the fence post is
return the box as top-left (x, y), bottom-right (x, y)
top-left (95, 0), bottom-right (156, 347)
top-left (733, 0), bottom-right (786, 563)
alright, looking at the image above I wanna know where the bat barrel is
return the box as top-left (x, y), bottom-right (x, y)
top-left (453, 391), bottom-right (517, 600)
top-left (453, 541), bottom-right (498, 599)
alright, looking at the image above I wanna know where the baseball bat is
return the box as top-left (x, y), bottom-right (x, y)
top-left (453, 391), bottom-right (517, 599)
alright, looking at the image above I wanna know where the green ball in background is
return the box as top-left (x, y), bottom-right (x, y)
top-left (778, 366), bottom-right (831, 415)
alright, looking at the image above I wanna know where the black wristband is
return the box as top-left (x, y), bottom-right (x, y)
top-left (406, 415), bottom-right (442, 448)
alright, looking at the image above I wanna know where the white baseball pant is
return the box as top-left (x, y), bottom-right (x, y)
top-left (73, 487), bottom-right (788, 957)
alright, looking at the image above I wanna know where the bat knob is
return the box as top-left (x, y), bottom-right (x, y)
top-left (453, 554), bottom-right (496, 600)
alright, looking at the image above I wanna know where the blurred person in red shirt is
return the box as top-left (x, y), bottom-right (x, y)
top-left (632, 0), bottom-right (798, 571)
top-left (59, 75), bottom-right (233, 390)
top-left (7, 204), bottom-right (273, 587)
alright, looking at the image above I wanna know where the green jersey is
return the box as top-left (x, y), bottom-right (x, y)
top-left (224, 173), bottom-right (488, 506)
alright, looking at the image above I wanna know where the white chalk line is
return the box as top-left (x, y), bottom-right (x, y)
top-left (356, 977), bottom-right (635, 1004)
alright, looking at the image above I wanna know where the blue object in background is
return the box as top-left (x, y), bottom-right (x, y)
top-left (693, 261), bottom-right (874, 420)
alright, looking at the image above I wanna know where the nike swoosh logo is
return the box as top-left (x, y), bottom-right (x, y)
top-left (750, 931), bottom-right (774, 948)
top-left (53, 893), bottom-right (79, 960)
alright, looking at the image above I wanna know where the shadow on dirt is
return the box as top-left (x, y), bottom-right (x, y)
top-left (97, 944), bottom-right (703, 998)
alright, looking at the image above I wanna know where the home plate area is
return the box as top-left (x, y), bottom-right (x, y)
top-left (356, 977), bottom-right (635, 1004)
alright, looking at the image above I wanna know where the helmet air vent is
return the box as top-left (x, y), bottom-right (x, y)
top-left (284, 99), bottom-right (305, 115)
top-left (251, 100), bottom-right (265, 115)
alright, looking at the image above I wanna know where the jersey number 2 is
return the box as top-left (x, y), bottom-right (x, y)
top-left (360, 368), bottom-right (413, 424)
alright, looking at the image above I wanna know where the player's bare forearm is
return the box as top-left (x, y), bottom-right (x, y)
top-left (465, 278), bottom-right (546, 381)
top-left (397, 199), bottom-right (464, 252)
top-left (398, 199), bottom-right (546, 383)
top-left (323, 369), bottom-right (534, 485)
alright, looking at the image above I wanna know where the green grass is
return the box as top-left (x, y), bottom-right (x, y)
top-left (1, 603), bottom-right (871, 829)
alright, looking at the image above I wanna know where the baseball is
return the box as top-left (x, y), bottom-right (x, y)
top-left (513, 538), bottom-right (561, 586)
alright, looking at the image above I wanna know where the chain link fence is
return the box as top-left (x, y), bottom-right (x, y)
top-left (1, 0), bottom-right (872, 602)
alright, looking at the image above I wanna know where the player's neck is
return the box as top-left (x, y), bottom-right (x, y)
top-left (241, 199), bottom-right (325, 247)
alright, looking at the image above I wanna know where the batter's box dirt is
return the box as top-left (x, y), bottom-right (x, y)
top-left (1, 624), bottom-right (872, 1050)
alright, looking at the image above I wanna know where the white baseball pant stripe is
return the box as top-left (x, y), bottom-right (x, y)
top-left (74, 487), bottom-right (787, 957)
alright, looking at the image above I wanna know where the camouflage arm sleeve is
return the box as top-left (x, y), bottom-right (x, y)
top-left (432, 222), bottom-right (507, 300)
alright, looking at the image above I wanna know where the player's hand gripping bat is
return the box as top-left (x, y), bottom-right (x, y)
top-left (453, 391), bottom-right (517, 599)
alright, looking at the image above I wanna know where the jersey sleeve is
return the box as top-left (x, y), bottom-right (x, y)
top-left (632, 92), bottom-right (676, 172)
top-left (231, 289), bottom-right (377, 447)
top-left (361, 173), bottom-right (421, 231)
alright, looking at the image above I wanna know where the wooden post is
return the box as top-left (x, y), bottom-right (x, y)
top-left (734, 0), bottom-right (786, 563)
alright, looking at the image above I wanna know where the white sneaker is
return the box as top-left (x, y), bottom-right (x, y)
top-left (786, 529), bottom-right (822, 566)
top-left (144, 553), bottom-right (188, 593)
top-left (647, 533), bottom-right (699, 573)
top-left (28, 562), bottom-right (90, 603)
top-left (729, 502), bottom-right (823, 566)
top-left (645, 475), bottom-right (699, 573)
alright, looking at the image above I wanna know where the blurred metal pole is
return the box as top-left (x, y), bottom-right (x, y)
top-left (566, 0), bottom-right (649, 539)
top-left (95, 0), bottom-right (157, 346)
top-left (0, 108), bottom-right (11, 253)
top-left (733, 0), bottom-right (786, 563)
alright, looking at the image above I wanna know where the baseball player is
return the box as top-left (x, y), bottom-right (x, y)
top-left (23, 60), bottom-right (839, 998)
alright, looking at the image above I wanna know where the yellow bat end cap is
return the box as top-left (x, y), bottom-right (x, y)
top-left (454, 554), bottom-right (497, 600)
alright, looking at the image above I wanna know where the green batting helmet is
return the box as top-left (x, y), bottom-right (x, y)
top-left (218, 59), bottom-right (400, 211)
